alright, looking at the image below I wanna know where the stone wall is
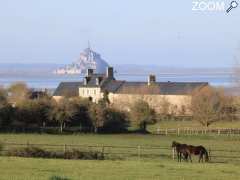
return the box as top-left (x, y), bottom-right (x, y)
top-left (108, 93), bottom-right (191, 115)
top-left (52, 96), bottom-right (63, 102)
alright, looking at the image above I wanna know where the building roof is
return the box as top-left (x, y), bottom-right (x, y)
top-left (53, 80), bottom-right (208, 97)
top-left (102, 80), bottom-right (125, 92)
top-left (53, 82), bottom-right (83, 97)
top-left (115, 82), bottom-right (208, 95)
top-left (53, 67), bottom-right (209, 97)
top-left (53, 75), bottom-right (124, 97)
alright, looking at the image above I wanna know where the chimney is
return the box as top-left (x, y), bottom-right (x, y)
top-left (87, 69), bottom-right (94, 77)
top-left (96, 77), bottom-right (102, 86)
top-left (106, 67), bottom-right (114, 79)
top-left (84, 77), bottom-right (90, 85)
top-left (148, 74), bottom-right (156, 85)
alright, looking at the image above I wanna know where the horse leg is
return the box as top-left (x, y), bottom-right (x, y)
top-left (201, 152), bottom-right (204, 163)
top-left (185, 153), bottom-right (188, 162)
top-left (188, 154), bottom-right (192, 163)
top-left (199, 154), bottom-right (203, 163)
top-left (204, 152), bottom-right (208, 162)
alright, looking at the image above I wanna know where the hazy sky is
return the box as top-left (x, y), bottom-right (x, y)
top-left (0, 0), bottom-right (239, 67)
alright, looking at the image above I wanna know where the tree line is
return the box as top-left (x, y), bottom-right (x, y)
top-left (0, 83), bottom-right (156, 133)
top-left (0, 82), bottom-right (238, 134)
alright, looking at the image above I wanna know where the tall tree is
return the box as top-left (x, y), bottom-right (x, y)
top-left (69, 97), bottom-right (92, 131)
top-left (0, 88), bottom-right (8, 107)
top-left (89, 100), bottom-right (107, 133)
top-left (8, 83), bottom-right (29, 104)
top-left (191, 86), bottom-right (230, 127)
top-left (130, 100), bottom-right (156, 132)
top-left (48, 98), bottom-right (74, 133)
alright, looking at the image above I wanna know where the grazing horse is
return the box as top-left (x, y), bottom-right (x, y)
top-left (172, 141), bottom-right (192, 162)
top-left (187, 145), bottom-right (209, 163)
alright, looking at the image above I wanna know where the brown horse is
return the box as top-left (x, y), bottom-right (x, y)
top-left (172, 141), bottom-right (192, 162)
top-left (187, 145), bottom-right (209, 162)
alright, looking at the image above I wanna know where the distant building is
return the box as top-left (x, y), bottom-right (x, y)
top-left (54, 46), bottom-right (109, 75)
top-left (53, 67), bottom-right (208, 114)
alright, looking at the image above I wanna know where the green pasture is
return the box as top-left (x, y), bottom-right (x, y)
top-left (0, 133), bottom-right (240, 179)
top-left (0, 133), bottom-right (239, 150)
top-left (0, 156), bottom-right (240, 180)
top-left (148, 120), bottom-right (240, 131)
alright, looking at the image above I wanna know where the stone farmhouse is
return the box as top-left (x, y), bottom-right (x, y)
top-left (53, 67), bottom-right (208, 115)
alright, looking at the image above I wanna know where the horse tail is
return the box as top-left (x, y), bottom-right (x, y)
top-left (204, 149), bottom-right (209, 162)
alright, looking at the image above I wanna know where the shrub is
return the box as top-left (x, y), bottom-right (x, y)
top-left (49, 176), bottom-right (71, 180)
top-left (64, 149), bottom-right (104, 160)
top-left (101, 108), bottom-right (129, 133)
top-left (7, 146), bottom-right (51, 158)
top-left (7, 146), bottom-right (104, 160)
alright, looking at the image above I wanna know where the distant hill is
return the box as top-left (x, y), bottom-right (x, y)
top-left (0, 63), bottom-right (233, 77)
top-left (54, 47), bottom-right (109, 74)
top-left (0, 63), bottom-right (59, 77)
top-left (114, 64), bottom-right (233, 75)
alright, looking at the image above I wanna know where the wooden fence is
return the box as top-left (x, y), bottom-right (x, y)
top-left (1, 142), bottom-right (240, 162)
top-left (155, 128), bottom-right (240, 136)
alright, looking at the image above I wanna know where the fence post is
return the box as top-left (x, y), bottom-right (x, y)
top-left (165, 129), bottom-right (168, 136)
top-left (218, 129), bottom-right (220, 135)
top-left (172, 148), bottom-right (175, 160)
top-left (63, 144), bottom-right (67, 153)
top-left (101, 146), bottom-right (105, 159)
top-left (138, 145), bottom-right (141, 160)
top-left (177, 128), bottom-right (180, 136)
top-left (157, 127), bottom-right (160, 135)
top-left (208, 148), bottom-right (211, 162)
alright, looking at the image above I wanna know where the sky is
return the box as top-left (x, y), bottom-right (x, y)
top-left (0, 0), bottom-right (239, 68)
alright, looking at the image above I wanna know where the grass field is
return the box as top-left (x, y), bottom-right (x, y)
top-left (148, 120), bottom-right (240, 132)
top-left (1, 156), bottom-right (240, 180)
top-left (0, 133), bottom-right (240, 179)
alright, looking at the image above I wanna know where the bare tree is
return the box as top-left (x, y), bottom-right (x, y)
top-left (89, 100), bottom-right (107, 133)
top-left (231, 50), bottom-right (240, 119)
top-left (191, 86), bottom-right (229, 127)
top-left (233, 45), bottom-right (240, 86)
top-left (48, 98), bottom-right (74, 133)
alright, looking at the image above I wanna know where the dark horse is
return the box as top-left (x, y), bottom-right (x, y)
top-left (172, 141), bottom-right (192, 162)
top-left (187, 145), bottom-right (209, 162)
top-left (172, 141), bottom-right (209, 163)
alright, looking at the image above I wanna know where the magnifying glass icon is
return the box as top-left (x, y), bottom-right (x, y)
top-left (226, 1), bottom-right (238, 13)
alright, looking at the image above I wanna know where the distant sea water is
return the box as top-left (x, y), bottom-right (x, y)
top-left (0, 73), bottom-right (234, 89)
